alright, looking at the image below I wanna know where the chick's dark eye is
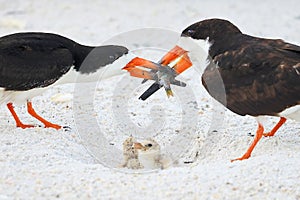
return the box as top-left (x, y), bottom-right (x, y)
top-left (145, 143), bottom-right (152, 147)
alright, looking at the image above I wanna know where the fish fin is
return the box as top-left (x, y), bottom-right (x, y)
top-left (165, 87), bottom-right (174, 98)
top-left (171, 79), bottom-right (186, 87)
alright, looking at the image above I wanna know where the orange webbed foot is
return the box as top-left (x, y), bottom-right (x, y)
top-left (17, 123), bottom-right (35, 129)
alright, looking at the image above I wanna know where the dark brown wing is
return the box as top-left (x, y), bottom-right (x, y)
top-left (202, 41), bottom-right (300, 116)
top-left (264, 38), bottom-right (300, 54)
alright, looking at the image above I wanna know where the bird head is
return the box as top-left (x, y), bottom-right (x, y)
top-left (133, 139), bottom-right (161, 156)
top-left (166, 19), bottom-right (242, 72)
top-left (156, 20), bottom-right (240, 72)
top-left (181, 18), bottom-right (241, 41)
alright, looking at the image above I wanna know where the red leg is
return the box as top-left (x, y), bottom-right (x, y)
top-left (27, 102), bottom-right (61, 130)
top-left (263, 117), bottom-right (286, 137)
top-left (7, 103), bottom-right (34, 129)
top-left (231, 123), bottom-right (264, 162)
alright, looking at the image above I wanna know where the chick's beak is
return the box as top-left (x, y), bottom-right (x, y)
top-left (133, 142), bottom-right (146, 150)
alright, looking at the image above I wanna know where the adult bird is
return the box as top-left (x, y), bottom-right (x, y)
top-left (123, 19), bottom-right (300, 161)
top-left (0, 32), bottom-right (131, 129)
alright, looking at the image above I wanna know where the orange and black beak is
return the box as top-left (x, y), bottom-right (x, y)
top-left (133, 142), bottom-right (146, 151)
top-left (159, 45), bottom-right (192, 74)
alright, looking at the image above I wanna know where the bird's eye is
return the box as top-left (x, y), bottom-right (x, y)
top-left (145, 143), bottom-right (152, 147)
top-left (187, 29), bottom-right (195, 35)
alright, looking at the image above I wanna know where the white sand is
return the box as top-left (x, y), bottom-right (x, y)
top-left (0, 0), bottom-right (300, 199)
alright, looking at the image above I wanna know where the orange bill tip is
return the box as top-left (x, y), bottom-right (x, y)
top-left (160, 45), bottom-right (188, 66)
top-left (123, 57), bottom-right (159, 71)
top-left (122, 57), bottom-right (141, 70)
top-left (173, 52), bottom-right (192, 74)
top-left (127, 68), bottom-right (155, 80)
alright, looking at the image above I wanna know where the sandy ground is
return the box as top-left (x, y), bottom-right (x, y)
top-left (0, 0), bottom-right (300, 199)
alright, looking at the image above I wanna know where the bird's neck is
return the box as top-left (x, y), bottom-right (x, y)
top-left (177, 37), bottom-right (211, 75)
top-left (208, 34), bottom-right (243, 58)
top-left (72, 44), bottom-right (94, 68)
top-left (56, 51), bottom-right (135, 85)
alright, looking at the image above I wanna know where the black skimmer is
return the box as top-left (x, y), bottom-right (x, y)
top-left (123, 18), bottom-right (300, 161)
top-left (0, 32), bottom-right (131, 129)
